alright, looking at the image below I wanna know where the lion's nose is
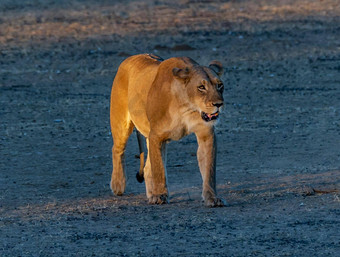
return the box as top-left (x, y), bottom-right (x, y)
top-left (213, 102), bottom-right (223, 108)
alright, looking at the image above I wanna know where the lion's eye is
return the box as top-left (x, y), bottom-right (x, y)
top-left (198, 85), bottom-right (206, 91)
top-left (217, 83), bottom-right (224, 91)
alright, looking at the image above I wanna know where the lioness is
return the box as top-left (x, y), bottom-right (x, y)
top-left (110, 54), bottom-right (225, 207)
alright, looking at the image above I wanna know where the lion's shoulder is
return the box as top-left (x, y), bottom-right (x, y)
top-left (160, 56), bottom-right (198, 69)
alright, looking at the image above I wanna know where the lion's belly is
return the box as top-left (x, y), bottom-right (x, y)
top-left (129, 106), bottom-right (150, 137)
top-left (127, 68), bottom-right (156, 138)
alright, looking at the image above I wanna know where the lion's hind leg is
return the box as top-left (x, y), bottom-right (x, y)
top-left (110, 74), bottom-right (134, 196)
top-left (110, 120), bottom-right (134, 196)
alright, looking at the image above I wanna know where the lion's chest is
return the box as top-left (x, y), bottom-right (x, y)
top-left (167, 124), bottom-right (189, 141)
top-left (167, 109), bottom-right (204, 141)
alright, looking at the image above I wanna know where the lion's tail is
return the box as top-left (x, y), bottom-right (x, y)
top-left (136, 130), bottom-right (145, 183)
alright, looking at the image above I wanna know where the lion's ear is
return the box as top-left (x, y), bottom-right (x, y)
top-left (209, 61), bottom-right (224, 77)
top-left (172, 67), bottom-right (190, 80)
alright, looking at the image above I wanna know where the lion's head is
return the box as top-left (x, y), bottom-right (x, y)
top-left (172, 60), bottom-right (224, 122)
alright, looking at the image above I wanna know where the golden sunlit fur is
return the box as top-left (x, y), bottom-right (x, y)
top-left (110, 54), bottom-right (225, 207)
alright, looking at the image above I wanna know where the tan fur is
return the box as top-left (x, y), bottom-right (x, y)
top-left (110, 54), bottom-right (225, 207)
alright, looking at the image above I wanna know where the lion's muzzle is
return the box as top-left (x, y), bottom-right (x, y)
top-left (201, 111), bottom-right (220, 122)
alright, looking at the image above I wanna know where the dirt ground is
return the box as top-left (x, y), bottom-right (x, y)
top-left (1, 0), bottom-right (339, 256)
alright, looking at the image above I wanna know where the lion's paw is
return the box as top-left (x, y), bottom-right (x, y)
top-left (110, 180), bottom-right (125, 196)
top-left (204, 197), bottom-right (226, 208)
top-left (148, 194), bottom-right (169, 205)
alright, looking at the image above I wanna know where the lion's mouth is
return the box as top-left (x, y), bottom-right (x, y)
top-left (201, 111), bottom-right (220, 122)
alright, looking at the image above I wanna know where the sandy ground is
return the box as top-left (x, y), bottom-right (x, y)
top-left (1, 0), bottom-right (339, 256)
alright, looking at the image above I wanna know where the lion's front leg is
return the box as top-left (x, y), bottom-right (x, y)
top-left (196, 129), bottom-right (225, 207)
top-left (147, 134), bottom-right (169, 204)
